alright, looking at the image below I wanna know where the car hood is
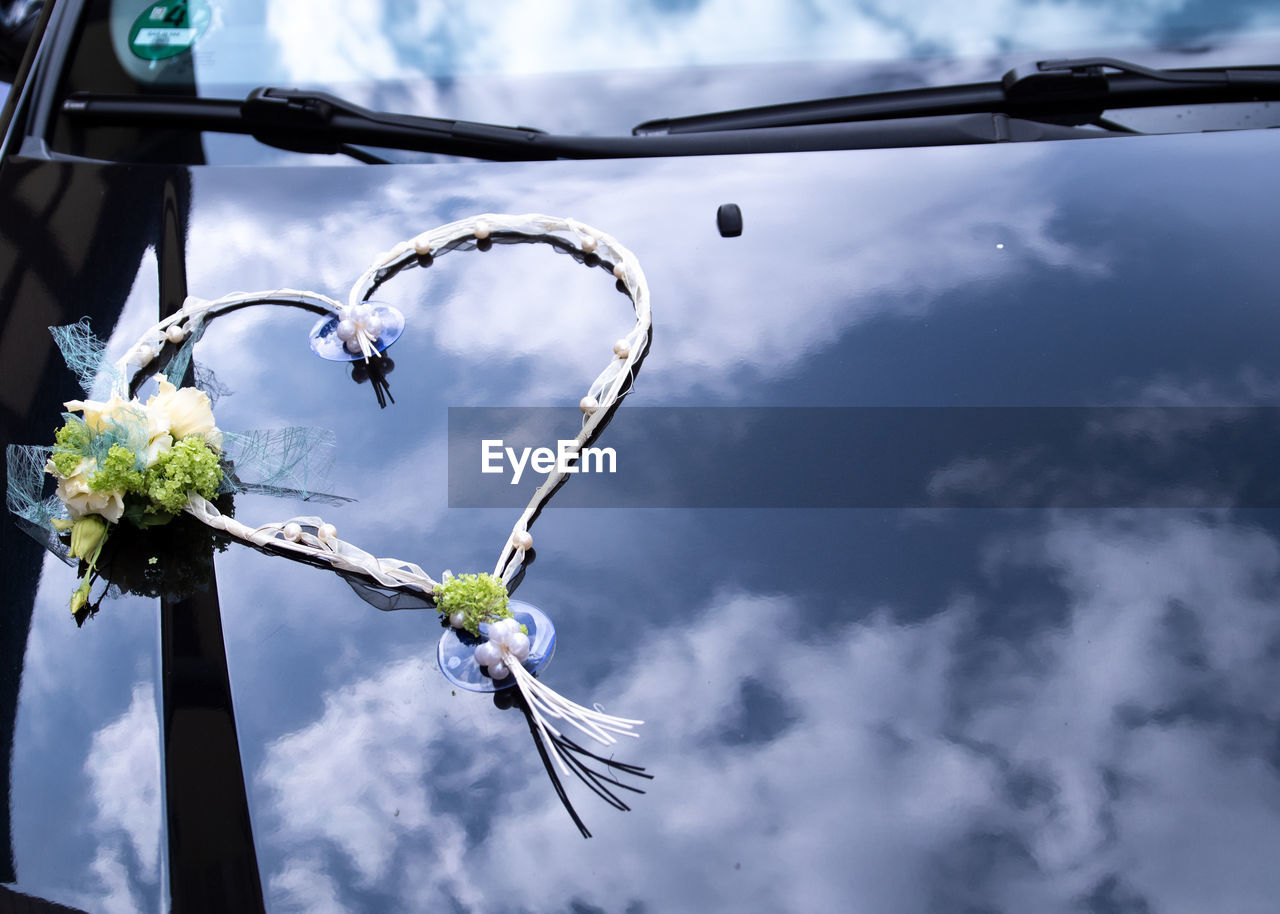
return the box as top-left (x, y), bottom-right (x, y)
top-left (4, 130), bottom-right (1280, 912)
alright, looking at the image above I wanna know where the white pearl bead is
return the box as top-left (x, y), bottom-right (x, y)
top-left (474, 641), bottom-right (501, 667)
top-left (507, 631), bottom-right (530, 662)
top-left (489, 660), bottom-right (510, 680)
top-left (282, 523), bottom-right (302, 542)
top-left (473, 220), bottom-right (491, 240)
top-left (613, 339), bottom-right (631, 359)
top-left (490, 618), bottom-right (518, 643)
top-left (449, 611), bottom-right (466, 629)
top-left (612, 263), bottom-right (626, 280)
top-left (136, 344), bottom-right (154, 366)
top-left (580, 396), bottom-right (599, 414)
top-left (345, 338), bottom-right (363, 354)
top-left (337, 306), bottom-right (352, 322)
top-left (165, 324), bottom-right (186, 344)
top-left (413, 235), bottom-right (433, 255)
top-left (512, 530), bottom-right (533, 551)
top-left (336, 319), bottom-right (356, 342)
top-left (318, 523), bottom-right (337, 541)
top-left (581, 235), bottom-right (597, 253)
top-left (353, 304), bottom-right (372, 323)
top-left (364, 315), bottom-right (383, 337)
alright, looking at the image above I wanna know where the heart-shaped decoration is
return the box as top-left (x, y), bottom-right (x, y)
top-left (7, 213), bottom-right (653, 835)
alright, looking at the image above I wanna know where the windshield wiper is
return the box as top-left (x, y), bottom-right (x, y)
top-left (61, 85), bottom-right (1119, 162)
top-left (62, 88), bottom-right (561, 161)
top-left (633, 57), bottom-right (1280, 135)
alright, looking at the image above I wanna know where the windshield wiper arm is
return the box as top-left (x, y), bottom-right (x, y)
top-left (634, 57), bottom-right (1280, 135)
top-left (61, 85), bottom-right (1123, 162)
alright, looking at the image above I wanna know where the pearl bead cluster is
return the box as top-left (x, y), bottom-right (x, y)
top-left (282, 521), bottom-right (338, 545)
top-left (132, 321), bottom-right (189, 368)
top-left (334, 304), bottom-right (383, 355)
top-left (472, 617), bottom-right (531, 681)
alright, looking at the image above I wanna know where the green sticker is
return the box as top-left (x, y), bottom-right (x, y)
top-left (128, 1), bottom-right (211, 61)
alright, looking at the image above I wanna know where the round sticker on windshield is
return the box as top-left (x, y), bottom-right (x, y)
top-left (128, 0), bottom-right (211, 61)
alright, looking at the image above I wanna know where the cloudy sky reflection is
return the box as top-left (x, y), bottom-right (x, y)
top-left (186, 142), bottom-right (1105, 409)
top-left (251, 511), bottom-right (1280, 913)
top-left (109, 0), bottom-right (1280, 153)
top-left (171, 133), bottom-right (1280, 911)
top-left (214, 1), bottom-right (1280, 88)
top-left (11, 68), bottom-right (1280, 913)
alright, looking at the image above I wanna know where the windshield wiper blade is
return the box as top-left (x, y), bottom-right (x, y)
top-left (61, 86), bottom-right (1122, 162)
top-left (633, 57), bottom-right (1280, 135)
top-left (63, 87), bottom-right (560, 161)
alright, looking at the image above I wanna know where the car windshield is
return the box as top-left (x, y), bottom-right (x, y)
top-left (44, 0), bottom-right (1280, 163)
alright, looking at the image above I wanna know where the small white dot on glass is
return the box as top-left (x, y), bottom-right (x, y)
top-left (995, 243), bottom-right (1005, 250)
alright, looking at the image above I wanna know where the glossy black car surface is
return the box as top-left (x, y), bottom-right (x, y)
top-left (4, 3), bottom-right (1280, 913)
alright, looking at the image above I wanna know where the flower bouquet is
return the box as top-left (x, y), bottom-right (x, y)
top-left (44, 378), bottom-right (224, 614)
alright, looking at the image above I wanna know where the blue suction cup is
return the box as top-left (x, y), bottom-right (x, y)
top-left (437, 601), bottom-right (557, 693)
top-left (309, 303), bottom-right (405, 361)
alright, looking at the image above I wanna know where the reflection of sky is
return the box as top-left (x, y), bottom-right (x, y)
top-left (253, 512), bottom-right (1280, 912)
top-left (182, 133), bottom-right (1280, 910)
top-left (6, 249), bottom-right (167, 913)
top-left (94, 0), bottom-right (1280, 148)
top-left (11, 556), bottom-right (163, 914)
top-left (247, 0), bottom-right (1280, 80)
top-left (10, 107), bottom-right (1280, 910)
top-left (185, 144), bottom-right (1101, 409)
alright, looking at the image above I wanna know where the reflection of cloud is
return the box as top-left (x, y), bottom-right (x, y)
top-left (924, 406), bottom-right (1275, 508)
top-left (1118, 367), bottom-right (1280, 406)
top-left (188, 147), bottom-right (1104, 406)
top-left (964, 513), bottom-right (1280, 910)
top-left (259, 0), bottom-right (1255, 85)
top-left (258, 594), bottom-right (997, 912)
top-left (259, 656), bottom-right (484, 910)
top-left (76, 683), bottom-right (162, 914)
top-left (256, 513), bottom-right (1280, 911)
top-left (268, 854), bottom-right (347, 914)
top-left (927, 447), bottom-right (1053, 504)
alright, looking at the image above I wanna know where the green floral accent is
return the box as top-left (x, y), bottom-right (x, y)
top-left (434, 572), bottom-right (512, 636)
top-left (91, 444), bottom-right (145, 494)
top-left (67, 515), bottom-right (109, 615)
top-left (143, 436), bottom-right (223, 513)
top-left (50, 418), bottom-right (91, 476)
top-left (69, 515), bottom-right (109, 560)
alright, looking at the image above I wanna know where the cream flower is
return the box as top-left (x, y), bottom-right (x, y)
top-left (66, 389), bottom-right (173, 467)
top-left (145, 430), bottom-right (174, 466)
top-left (63, 393), bottom-right (133, 433)
top-left (146, 378), bottom-right (222, 452)
top-left (53, 457), bottom-right (125, 523)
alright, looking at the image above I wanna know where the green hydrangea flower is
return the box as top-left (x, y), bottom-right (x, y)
top-left (90, 444), bottom-right (145, 494)
top-left (143, 436), bottom-right (223, 514)
top-left (434, 572), bottom-right (512, 636)
top-left (50, 418), bottom-right (92, 477)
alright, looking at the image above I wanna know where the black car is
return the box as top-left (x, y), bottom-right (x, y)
top-left (5, 2), bottom-right (1280, 912)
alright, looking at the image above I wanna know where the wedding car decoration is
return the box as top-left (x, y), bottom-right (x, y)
top-left (7, 213), bottom-right (651, 835)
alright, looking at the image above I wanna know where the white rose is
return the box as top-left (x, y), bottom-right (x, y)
top-left (53, 457), bottom-right (125, 523)
top-left (147, 379), bottom-right (222, 452)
